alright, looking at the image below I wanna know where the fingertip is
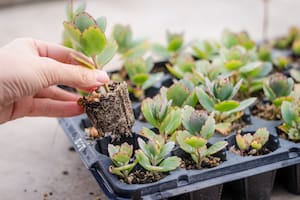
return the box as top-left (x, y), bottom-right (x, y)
top-left (95, 70), bottom-right (110, 83)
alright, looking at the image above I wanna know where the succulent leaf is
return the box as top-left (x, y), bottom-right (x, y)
top-left (80, 26), bottom-right (106, 56)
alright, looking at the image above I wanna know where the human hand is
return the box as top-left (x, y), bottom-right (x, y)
top-left (0, 38), bottom-right (109, 123)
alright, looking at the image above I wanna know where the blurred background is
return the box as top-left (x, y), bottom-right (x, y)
top-left (0, 0), bottom-right (300, 46)
top-left (0, 0), bottom-right (299, 199)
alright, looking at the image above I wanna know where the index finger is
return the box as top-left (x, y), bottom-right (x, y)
top-left (32, 39), bottom-right (91, 65)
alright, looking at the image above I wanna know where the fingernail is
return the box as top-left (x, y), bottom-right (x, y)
top-left (96, 70), bottom-right (109, 83)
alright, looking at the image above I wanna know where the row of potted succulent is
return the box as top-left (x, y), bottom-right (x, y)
top-left (59, 1), bottom-right (300, 199)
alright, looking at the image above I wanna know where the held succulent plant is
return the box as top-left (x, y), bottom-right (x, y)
top-left (135, 134), bottom-right (181, 172)
top-left (263, 73), bottom-right (294, 107)
top-left (124, 57), bottom-right (164, 100)
top-left (108, 143), bottom-right (137, 183)
top-left (235, 128), bottom-right (270, 154)
top-left (195, 76), bottom-right (256, 135)
top-left (176, 130), bottom-right (228, 169)
top-left (63, 9), bottom-right (117, 69)
top-left (141, 93), bottom-right (181, 140)
top-left (279, 101), bottom-right (300, 141)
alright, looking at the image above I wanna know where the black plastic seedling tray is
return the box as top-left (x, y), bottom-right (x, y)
top-left (58, 114), bottom-right (300, 200)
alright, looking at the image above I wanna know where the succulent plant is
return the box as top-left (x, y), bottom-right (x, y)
top-left (272, 56), bottom-right (290, 70)
top-left (176, 130), bottom-right (227, 169)
top-left (191, 40), bottom-right (220, 60)
top-left (124, 57), bottom-right (163, 99)
top-left (166, 54), bottom-right (196, 79)
top-left (221, 30), bottom-right (255, 50)
top-left (258, 45), bottom-right (271, 62)
top-left (141, 93), bottom-right (181, 140)
top-left (273, 27), bottom-right (300, 49)
top-left (238, 61), bottom-right (273, 95)
top-left (220, 46), bottom-right (251, 71)
top-left (63, 10), bottom-right (117, 69)
top-left (108, 143), bottom-right (137, 183)
top-left (192, 60), bottom-right (223, 84)
top-left (235, 128), bottom-right (270, 153)
top-left (152, 31), bottom-right (184, 60)
top-left (279, 101), bottom-right (300, 141)
top-left (135, 133), bottom-right (181, 172)
top-left (195, 76), bottom-right (256, 135)
top-left (292, 39), bottom-right (300, 56)
top-left (263, 73), bottom-right (294, 106)
top-left (181, 106), bottom-right (215, 137)
top-left (164, 80), bottom-right (198, 107)
top-left (112, 24), bottom-right (148, 58)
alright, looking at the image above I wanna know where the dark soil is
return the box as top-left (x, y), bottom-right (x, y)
top-left (251, 101), bottom-right (281, 120)
top-left (229, 145), bottom-right (272, 156)
top-left (180, 156), bottom-right (222, 170)
top-left (122, 170), bottom-right (167, 184)
top-left (79, 82), bottom-right (135, 140)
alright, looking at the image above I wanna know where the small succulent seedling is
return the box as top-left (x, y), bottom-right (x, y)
top-left (63, 9), bottom-right (117, 70)
top-left (238, 61), bottom-right (273, 95)
top-left (274, 27), bottom-right (300, 49)
top-left (124, 57), bottom-right (163, 100)
top-left (191, 39), bottom-right (220, 60)
top-left (192, 60), bottom-right (223, 84)
top-left (112, 24), bottom-right (148, 58)
top-left (135, 134), bottom-right (181, 173)
top-left (235, 128), bottom-right (270, 155)
top-left (272, 56), bottom-right (290, 71)
top-left (279, 101), bottom-right (300, 141)
top-left (176, 130), bottom-right (227, 169)
top-left (108, 143), bottom-right (137, 183)
top-left (166, 54), bottom-right (196, 79)
top-left (292, 39), bottom-right (300, 56)
top-left (263, 73), bottom-right (294, 107)
top-left (196, 76), bottom-right (256, 135)
top-left (165, 80), bottom-right (198, 108)
top-left (152, 31), bottom-right (184, 60)
top-left (220, 46), bottom-right (251, 71)
top-left (141, 92), bottom-right (181, 140)
top-left (221, 30), bottom-right (255, 50)
top-left (258, 45), bottom-right (271, 62)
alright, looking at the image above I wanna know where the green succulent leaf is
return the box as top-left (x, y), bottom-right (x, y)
top-left (182, 91), bottom-right (198, 107)
top-left (204, 141), bottom-right (228, 157)
top-left (96, 16), bottom-right (107, 32)
top-left (137, 138), bottom-right (152, 158)
top-left (120, 143), bottom-right (133, 157)
top-left (160, 109), bottom-right (181, 135)
top-left (214, 100), bottom-right (239, 112)
top-left (195, 87), bottom-right (215, 112)
top-left (215, 122), bottom-right (231, 136)
top-left (273, 96), bottom-right (294, 107)
top-left (229, 79), bottom-right (243, 99)
top-left (184, 136), bottom-right (207, 148)
top-left (132, 73), bottom-right (149, 86)
top-left (158, 156), bottom-right (181, 172)
top-left (253, 128), bottom-right (270, 147)
top-left (108, 144), bottom-right (120, 158)
top-left (176, 130), bottom-right (195, 153)
top-left (226, 98), bottom-right (256, 114)
top-left (263, 84), bottom-right (276, 101)
top-left (236, 134), bottom-right (248, 151)
top-left (141, 98), bottom-right (160, 128)
top-left (151, 43), bottom-right (170, 59)
top-left (225, 60), bottom-right (243, 70)
top-left (168, 37), bottom-right (183, 52)
top-left (80, 26), bottom-right (106, 56)
top-left (167, 83), bottom-right (190, 107)
top-left (96, 39), bottom-right (117, 67)
top-left (74, 12), bottom-right (96, 32)
top-left (142, 72), bottom-right (163, 90)
top-left (281, 101), bottom-right (299, 126)
top-left (63, 21), bottom-right (81, 48)
top-left (112, 152), bottom-right (131, 165)
top-left (158, 141), bottom-right (175, 159)
top-left (200, 113), bottom-right (215, 140)
top-left (222, 30), bottom-right (239, 49)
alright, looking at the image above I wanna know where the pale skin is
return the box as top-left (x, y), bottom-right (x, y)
top-left (0, 38), bottom-right (110, 124)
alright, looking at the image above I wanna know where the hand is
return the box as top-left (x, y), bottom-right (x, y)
top-left (0, 38), bottom-right (109, 123)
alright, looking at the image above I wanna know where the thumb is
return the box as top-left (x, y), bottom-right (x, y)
top-left (38, 57), bottom-right (110, 90)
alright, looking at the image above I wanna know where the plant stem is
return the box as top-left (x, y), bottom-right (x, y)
top-left (92, 55), bottom-right (110, 93)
